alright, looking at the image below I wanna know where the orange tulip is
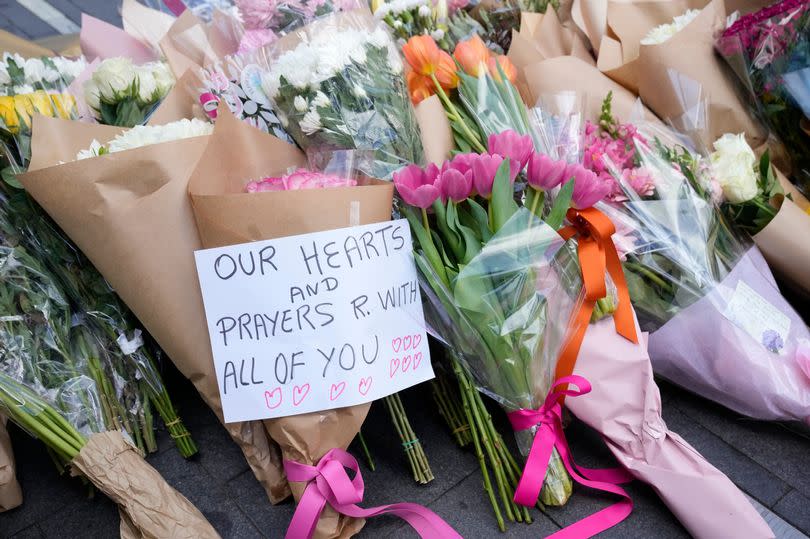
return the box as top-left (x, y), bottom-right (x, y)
top-left (407, 70), bottom-right (434, 105)
top-left (403, 35), bottom-right (442, 77)
top-left (434, 51), bottom-right (460, 90)
top-left (453, 35), bottom-right (491, 77)
top-left (488, 55), bottom-right (518, 84)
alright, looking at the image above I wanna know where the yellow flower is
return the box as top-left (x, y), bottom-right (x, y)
top-left (0, 96), bottom-right (19, 134)
top-left (52, 93), bottom-right (76, 119)
top-left (28, 90), bottom-right (55, 118)
top-left (13, 94), bottom-right (34, 130)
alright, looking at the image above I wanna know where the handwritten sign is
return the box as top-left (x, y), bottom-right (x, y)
top-left (195, 219), bottom-right (433, 422)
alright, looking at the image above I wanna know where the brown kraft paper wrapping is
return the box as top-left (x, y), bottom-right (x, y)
top-left (596, 0), bottom-right (767, 149)
top-left (189, 108), bottom-right (395, 538)
top-left (0, 30), bottom-right (55, 58)
top-left (754, 198), bottom-right (810, 296)
top-left (415, 95), bottom-right (453, 166)
top-left (147, 70), bottom-right (206, 126)
top-left (159, 10), bottom-right (217, 78)
top-left (19, 115), bottom-right (290, 504)
top-left (0, 416), bottom-right (22, 512)
top-left (71, 431), bottom-right (219, 539)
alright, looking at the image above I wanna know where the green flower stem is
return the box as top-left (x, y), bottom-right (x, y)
top-left (429, 73), bottom-right (486, 153)
top-left (356, 430), bottom-right (376, 471)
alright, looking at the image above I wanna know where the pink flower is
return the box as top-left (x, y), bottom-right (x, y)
top-left (246, 178), bottom-right (286, 192)
top-left (472, 154), bottom-right (515, 197)
top-left (526, 153), bottom-right (566, 190)
top-left (568, 163), bottom-right (611, 209)
top-left (393, 163), bottom-right (441, 208)
top-left (235, 0), bottom-right (279, 29)
top-left (245, 170), bottom-right (357, 193)
top-left (487, 131), bottom-right (533, 176)
top-left (446, 152), bottom-right (478, 175)
top-left (621, 167), bottom-right (656, 198)
top-left (238, 29), bottom-right (277, 54)
top-left (447, 0), bottom-right (470, 12)
top-left (437, 167), bottom-right (473, 202)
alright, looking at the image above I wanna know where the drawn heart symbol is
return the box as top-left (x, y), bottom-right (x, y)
top-left (264, 388), bottom-right (282, 410)
top-left (401, 355), bottom-right (412, 372)
top-left (358, 377), bottom-right (373, 396)
top-left (403, 335), bottom-right (413, 351)
top-left (412, 334), bottom-right (422, 349)
top-left (389, 357), bottom-right (400, 378)
top-left (330, 381), bottom-right (347, 401)
top-left (392, 337), bottom-right (403, 353)
top-left (292, 384), bottom-right (310, 406)
top-left (413, 352), bottom-right (423, 370)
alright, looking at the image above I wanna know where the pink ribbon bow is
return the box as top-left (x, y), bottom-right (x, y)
top-left (284, 448), bottom-right (462, 539)
top-left (508, 375), bottom-right (634, 538)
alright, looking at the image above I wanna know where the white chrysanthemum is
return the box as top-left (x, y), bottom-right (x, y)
top-left (73, 119), bottom-right (214, 157)
top-left (294, 95), bottom-right (308, 111)
top-left (52, 56), bottom-right (88, 80)
top-left (640, 9), bottom-right (700, 45)
top-left (84, 79), bottom-right (101, 110)
top-left (13, 84), bottom-right (34, 95)
top-left (353, 85), bottom-right (367, 99)
top-left (23, 58), bottom-right (52, 84)
top-left (710, 133), bottom-right (758, 203)
top-left (300, 109), bottom-right (322, 134)
top-left (93, 57), bottom-right (137, 100)
top-left (312, 91), bottom-right (331, 108)
top-left (76, 139), bottom-right (105, 160)
top-left (0, 64), bottom-right (9, 86)
top-left (369, 28), bottom-right (391, 49)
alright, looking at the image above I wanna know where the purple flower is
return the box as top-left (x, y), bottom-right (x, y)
top-left (526, 153), bottom-right (567, 190)
top-left (762, 329), bottom-right (784, 353)
top-left (437, 167), bottom-right (473, 203)
top-left (393, 163), bottom-right (441, 209)
top-left (488, 130), bottom-right (533, 176)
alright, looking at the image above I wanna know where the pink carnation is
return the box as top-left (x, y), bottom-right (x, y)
top-left (245, 169), bottom-right (357, 192)
top-left (621, 167), bottom-right (656, 198)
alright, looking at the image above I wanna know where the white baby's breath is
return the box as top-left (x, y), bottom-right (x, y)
top-left (641, 9), bottom-right (700, 45)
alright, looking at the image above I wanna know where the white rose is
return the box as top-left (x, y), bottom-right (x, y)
top-left (83, 79), bottom-right (101, 110)
top-left (293, 95), bottom-right (308, 112)
top-left (152, 62), bottom-right (174, 96)
top-left (710, 133), bottom-right (759, 203)
top-left (136, 69), bottom-right (158, 104)
top-left (23, 58), bottom-right (46, 84)
top-left (93, 57), bottom-right (136, 100)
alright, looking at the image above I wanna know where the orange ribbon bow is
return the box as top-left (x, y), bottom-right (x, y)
top-left (555, 207), bottom-right (638, 382)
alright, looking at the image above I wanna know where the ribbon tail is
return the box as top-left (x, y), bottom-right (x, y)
top-left (513, 424), bottom-right (556, 507)
top-left (285, 482), bottom-right (328, 539)
top-left (335, 502), bottom-right (463, 539)
top-left (606, 248), bottom-right (638, 344)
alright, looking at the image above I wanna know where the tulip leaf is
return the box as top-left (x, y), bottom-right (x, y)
top-left (403, 206), bottom-right (448, 286)
top-left (465, 199), bottom-right (493, 241)
top-left (490, 160), bottom-right (519, 233)
top-left (1, 167), bottom-right (22, 190)
top-left (545, 179), bottom-right (574, 230)
top-left (434, 199), bottom-right (464, 263)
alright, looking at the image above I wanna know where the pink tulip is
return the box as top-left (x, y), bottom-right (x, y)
top-left (437, 167), bottom-right (473, 203)
top-left (393, 163), bottom-right (441, 209)
top-left (472, 154), bottom-right (505, 197)
top-left (446, 152), bottom-right (478, 175)
top-left (567, 163), bottom-right (611, 209)
top-left (526, 153), bottom-right (567, 190)
top-left (488, 130), bottom-right (533, 176)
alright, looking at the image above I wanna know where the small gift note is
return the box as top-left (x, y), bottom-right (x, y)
top-left (195, 219), bottom-right (433, 422)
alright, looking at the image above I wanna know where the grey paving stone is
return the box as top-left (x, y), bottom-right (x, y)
top-left (192, 422), bottom-right (251, 483)
top-left (774, 490), bottom-right (810, 536)
top-left (9, 525), bottom-right (44, 539)
top-left (672, 391), bottom-right (810, 500)
top-left (0, 2), bottom-right (57, 40)
top-left (662, 404), bottom-right (792, 507)
top-left (38, 495), bottom-right (120, 538)
top-left (226, 469), bottom-right (295, 535)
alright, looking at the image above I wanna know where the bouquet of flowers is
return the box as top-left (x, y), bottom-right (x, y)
top-left (0, 53), bottom-right (86, 95)
top-left (83, 57), bottom-right (175, 126)
top-left (373, 0), bottom-right (452, 50)
top-left (262, 10), bottom-right (425, 178)
top-left (196, 48), bottom-right (294, 141)
top-left (579, 93), bottom-right (810, 424)
top-left (465, 0), bottom-right (559, 53)
top-left (717, 0), bottom-right (810, 196)
top-left (235, 0), bottom-right (362, 36)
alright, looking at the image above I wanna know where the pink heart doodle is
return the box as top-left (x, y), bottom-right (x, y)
top-left (292, 384), bottom-right (310, 406)
top-left (392, 337), bottom-right (403, 353)
top-left (412, 334), bottom-right (422, 349)
top-left (403, 335), bottom-right (413, 351)
top-left (389, 357), bottom-right (400, 378)
top-left (264, 388), bottom-right (282, 410)
top-left (330, 381), bottom-right (347, 401)
top-left (358, 377), bottom-right (373, 396)
top-left (401, 354), bottom-right (412, 372)
top-left (413, 352), bottom-right (423, 370)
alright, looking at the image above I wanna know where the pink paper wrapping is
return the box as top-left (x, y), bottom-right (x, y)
top-left (80, 14), bottom-right (157, 63)
top-left (569, 317), bottom-right (774, 539)
top-left (647, 247), bottom-right (810, 423)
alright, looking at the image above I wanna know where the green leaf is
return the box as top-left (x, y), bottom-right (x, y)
top-left (403, 206), bottom-right (449, 286)
top-left (545, 179), bottom-right (574, 230)
top-left (490, 160), bottom-right (519, 233)
top-left (434, 199), bottom-right (464, 262)
top-left (1, 167), bottom-right (22, 190)
top-left (466, 199), bottom-right (492, 241)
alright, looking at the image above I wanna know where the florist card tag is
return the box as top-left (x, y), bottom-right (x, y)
top-left (195, 219), bottom-right (433, 422)
top-left (723, 280), bottom-right (791, 356)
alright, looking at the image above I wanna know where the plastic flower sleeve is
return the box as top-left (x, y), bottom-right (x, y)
top-left (235, 0), bottom-right (365, 36)
top-left (528, 92), bottom-right (587, 163)
top-left (262, 10), bottom-right (425, 179)
top-left (594, 121), bottom-right (810, 424)
top-left (415, 207), bottom-right (582, 502)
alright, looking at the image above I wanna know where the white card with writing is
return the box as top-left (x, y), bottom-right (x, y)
top-left (723, 280), bottom-right (791, 355)
top-left (195, 219), bottom-right (433, 422)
